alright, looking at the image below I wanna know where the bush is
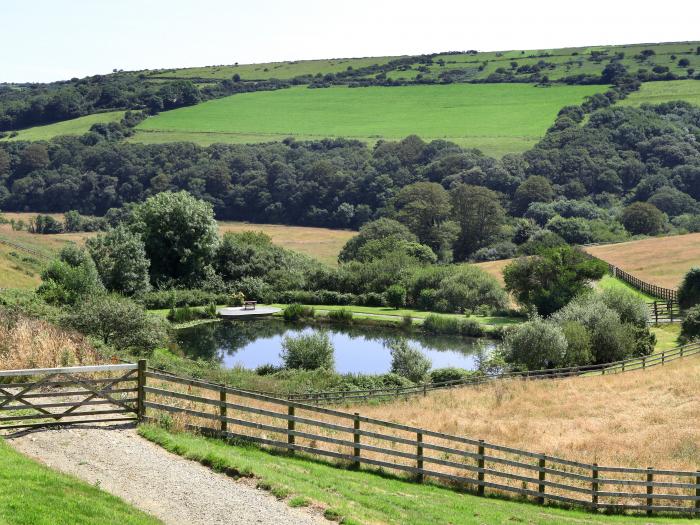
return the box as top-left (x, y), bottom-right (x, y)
top-left (327, 308), bottom-right (353, 324)
top-left (63, 294), bottom-right (168, 354)
top-left (280, 332), bottom-right (334, 371)
top-left (601, 287), bottom-right (649, 327)
top-left (167, 305), bottom-right (201, 323)
top-left (429, 367), bottom-right (479, 384)
top-left (283, 303), bottom-right (315, 322)
top-left (621, 202), bottom-right (665, 235)
top-left (471, 241), bottom-right (517, 262)
top-left (681, 306), bottom-right (700, 341)
top-left (560, 321), bottom-right (593, 366)
top-left (385, 284), bottom-right (407, 309)
top-left (356, 292), bottom-right (385, 307)
top-left (504, 317), bottom-right (568, 370)
top-left (678, 268), bottom-right (700, 309)
top-left (140, 289), bottom-right (230, 309)
top-left (422, 314), bottom-right (484, 337)
top-left (389, 340), bottom-right (431, 382)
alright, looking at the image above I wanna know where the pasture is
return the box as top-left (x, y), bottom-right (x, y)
top-left (0, 111), bottom-right (125, 142)
top-left (133, 83), bottom-right (606, 156)
top-left (620, 80), bottom-right (700, 107)
top-left (148, 41), bottom-right (700, 84)
top-left (584, 233), bottom-right (700, 289)
top-left (354, 354), bottom-right (699, 472)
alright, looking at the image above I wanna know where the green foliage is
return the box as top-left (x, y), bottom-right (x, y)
top-left (283, 303), bottom-right (315, 322)
top-left (167, 305), bottom-right (201, 323)
top-left (64, 294), bottom-right (168, 354)
top-left (389, 340), bottom-right (431, 382)
top-left (681, 305), bottom-right (700, 341)
top-left (385, 284), bottom-right (407, 309)
top-left (429, 367), bottom-right (480, 384)
top-left (131, 191), bottom-right (220, 285)
top-left (512, 176), bottom-right (554, 216)
top-left (140, 289), bottom-right (231, 309)
top-left (560, 321), bottom-right (593, 366)
top-left (37, 246), bottom-right (105, 306)
top-left (504, 317), bottom-right (568, 370)
top-left (450, 184), bottom-right (506, 259)
top-left (86, 225), bottom-right (151, 296)
top-left (678, 267), bottom-right (700, 309)
top-left (503, 246), bottom-right (607, 315)
top-left (600, 286), bottom-right (649, 327)
top-left (422, 314), bottom-right (485, 337)
top-left (280, 332), bottom-right (334, 371)
top-left (327, 308), bottom-right (353, 324)
top-left (339, 218), bottom-right (417, 262)
top-left (621, 202), bottom-right (665, 235)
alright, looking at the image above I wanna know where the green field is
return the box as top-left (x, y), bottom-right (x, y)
top-left (1, 111), bottom-right (126, 142)
top-left (0, 439), bottom-right (159, 525)
top-left (140, 425), bottom-right (690, 525)
top-left (148, 41), bottom-right (700, 84)
top-left (620, 80), bottom-right (700, 107)
top-left (134, 83), bottom-right (606, 156)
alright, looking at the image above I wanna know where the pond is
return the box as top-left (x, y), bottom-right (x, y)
top-left (174, 319), bottom-right (497, 375)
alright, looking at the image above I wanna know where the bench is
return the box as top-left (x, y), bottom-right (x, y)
top-left (243, 301), bottom-right (257, 311)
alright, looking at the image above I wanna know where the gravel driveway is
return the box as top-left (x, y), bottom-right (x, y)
top-left (5, 424), bottom-right (325, 525)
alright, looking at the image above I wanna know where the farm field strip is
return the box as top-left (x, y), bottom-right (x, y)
top-left (1, 111), bottom-right (126, 142)
top-left (620, 80), bottom-right (700, 107)
top-left (134, 83), bottom-right (606, 157)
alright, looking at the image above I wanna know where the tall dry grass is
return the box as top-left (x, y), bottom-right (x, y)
top-left (0, 313), bottom-right (98, 371)
top-left (356, 356), bottom-right (700, 471)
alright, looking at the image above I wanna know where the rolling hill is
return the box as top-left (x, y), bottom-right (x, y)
top-left (133, 83), bottom-right (606, 156)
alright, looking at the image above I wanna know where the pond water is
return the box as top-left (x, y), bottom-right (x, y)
top-left (174, 320), bottom-right (496, 374)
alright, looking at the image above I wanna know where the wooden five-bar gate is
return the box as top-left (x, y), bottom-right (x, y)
top-left (2, 355), bottom-right (700, 516)
top-left (0, 362), bottom-right (145, 431)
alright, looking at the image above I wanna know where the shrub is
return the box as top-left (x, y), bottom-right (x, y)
top-left (600, 287), bottom-right (649, 327)
top-left (389, 340), bottom-right (431, 382)
top-left (283, 303), bottom-right (315, 322)
top-left (167, 305), bottom-right (200, 323)
top-left (430, 367), bottom-right (477, 384)
top-left (681, 306), bottom-right (700, 341)
top-left (139, 289), bottom-right (230, 309)
top-left (678, 268), bottom-right (700, 309)
top-left (356, 292), bottom-right (385, 307)
top-left (37, 246), bottom-right (105, 306)
top-left (385, 284), bottom-right (407, 309)
top-left (327, 308), bottom-right (353, 324)
top-left (63, 294), bottom-right (168, 355)
top-left (280, 332), bottom-right (334, 371)
top-left (423, 314), bottom-right (462, 335)
top-left (504, 317), bottom-right (568, 370)
top-left (621, 202), bottom-right (665, 235)
top-left (560, 321), bottom-right (593, 366)
top-left (471, 241), bottom-right (517, 262)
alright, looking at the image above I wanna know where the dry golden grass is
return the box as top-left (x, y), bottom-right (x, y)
top-left (585, 234), bottom-right (700, 289)
top-left (354, 356), bottom-right (700, 471)
top-left (0, 314), bottom-right (99, 370)
top-left (473, 259), bottom-right (511, 286)
top-left (1, 213), bottom-right (355, 268)
top-left (219, 221), bottom-right (355, 266)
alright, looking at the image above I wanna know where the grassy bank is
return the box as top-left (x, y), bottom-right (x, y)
top-left (139, 425), bottom-right (688, 525)
top-left (0, 439), bottom-right (160, 525)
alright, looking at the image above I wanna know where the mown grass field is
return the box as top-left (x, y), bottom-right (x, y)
top-left (0, 111), bottom-right (125, 142)
top-left (133, 83), bottom-right (606, 157)
top-left (148, 41), bottom-right (700, 84)
top-left (620, 80), bottom-right (700, 107)
top-left (0, 439), bottom-right (160, 525)
top-left (140, 425), bottom-right (689, 525)
top-left (584, 233), bottom-right (700, 289)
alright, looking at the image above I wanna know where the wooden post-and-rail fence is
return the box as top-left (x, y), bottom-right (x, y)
top-left (3, 352), bottom-right (700, 516)
top-left (606, 262), bottom-right (678, 302)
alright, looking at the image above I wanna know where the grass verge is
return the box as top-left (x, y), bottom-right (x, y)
top-left (138, 425), bottom-right (689, 525)
top-left (0, 439), bottom-right (160, 525)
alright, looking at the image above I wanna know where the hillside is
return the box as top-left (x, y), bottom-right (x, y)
top-left (584, 233), bottom-right (700, 288)
top-left (133, 83), bottom-right (605, 156)
top-left (149, 41), bottom-right (700, 83)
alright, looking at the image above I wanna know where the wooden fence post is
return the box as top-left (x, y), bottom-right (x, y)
top-left (353, 413), bottom-right (360, 468)
top-left (477, 440), bottom-right (485, 496)
top-left (538, 455), bottom-right (546, 504)
top-left (219, 388), bottom-right (227, 434)
top-left (661, 350), bottom-right (666, 365)
top-left (653, 301), bottom-right (659, 324)
top-left (646, 468), bottom-right (654, 516)
top-left (592, 463), bottom-right (599, 508)
top-left (137, 359), bottom-right (147, 421)
top-left (287, 406), bottom-right (295, 452)
top-left (695, 471), bottom-right (700, 511)
top-left (416, 432), bottom-right (424, 483)
top-left (668, 301), bottom-right (674, 323)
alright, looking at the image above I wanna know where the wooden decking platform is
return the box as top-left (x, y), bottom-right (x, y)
top-left (216, 306), bottom-right (281, 319)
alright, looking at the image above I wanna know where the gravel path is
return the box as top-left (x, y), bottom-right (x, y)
top-left (5, 424), bottom-right (325, 525)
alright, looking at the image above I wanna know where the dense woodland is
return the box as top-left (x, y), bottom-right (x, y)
top-left (1, 100), bottom-right (699, 262)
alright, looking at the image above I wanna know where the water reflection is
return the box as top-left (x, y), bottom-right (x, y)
top-left (175, 319), bottom-right (495, 374)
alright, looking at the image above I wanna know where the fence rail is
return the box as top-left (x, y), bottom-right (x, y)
top-left (282, 341), bottom-right (700, 404)
top-left (648, 300), bottom-right (684, 324)
top-left (142, 368), bottom-right (700, 516)
top-left (607, 263), bottom-right (678, 301)
top-left (0, 362), bottom-right (143, 430)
